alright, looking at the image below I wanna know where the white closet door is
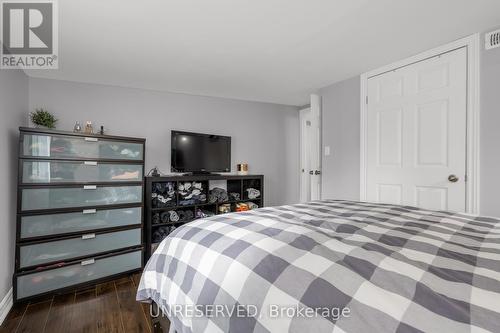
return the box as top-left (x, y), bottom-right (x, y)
top-left (366, 47), bottom-right (467, 212)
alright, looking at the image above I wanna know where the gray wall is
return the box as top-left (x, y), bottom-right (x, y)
top-left (480, 27), bottom-right (500, 217)
top-left (319, 77), bottom-right (360, 201)
top-left (319, 29), bottom-right (500, 217)
top-left (0, 70), bottom-right (28, 302)
top-left (28, 78), bottom-right (300, 206)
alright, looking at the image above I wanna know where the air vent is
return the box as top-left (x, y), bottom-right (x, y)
top-left (485, 29), bottom-right (500, 50)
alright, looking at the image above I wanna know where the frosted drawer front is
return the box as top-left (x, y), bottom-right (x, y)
top-left (22, 160), bottom-right (143, 184)
top-left (22, 134), bottom-right (143, 160)
top-left (16, 250), bottom-right (142, 300)
top-left (20, 228), bottom-right (141, 268)
top-left (20, 207), bottom-right (141, 239)
top-left (21, 186), bottom-right (142, 211)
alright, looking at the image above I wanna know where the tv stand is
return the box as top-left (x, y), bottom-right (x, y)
top-left (144, 174), bottom-right (263, 260)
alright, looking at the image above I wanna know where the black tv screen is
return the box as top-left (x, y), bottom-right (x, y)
top-left (171, 131), bottom-right (231, 173)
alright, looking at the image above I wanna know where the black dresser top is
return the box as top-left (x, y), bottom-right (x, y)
top-left (20, 126), bottom-right (146, 143)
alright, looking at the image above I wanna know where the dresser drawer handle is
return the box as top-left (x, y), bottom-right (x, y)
top-left (84, 161), bottom-right (98, 166)
top-left (84, 137), bottom-right (98, 142)
top-left (82, 209), bottom-right (97, 214)
top-left (81, 258), bottom-right (95, 266)
top-left (83, 185), bottom-right (97, 190)
top-left (82, 233), bottom-right (96, 240)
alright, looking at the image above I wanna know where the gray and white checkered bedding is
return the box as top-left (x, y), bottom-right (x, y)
top-left (137, 200), bottom-right (500, 333)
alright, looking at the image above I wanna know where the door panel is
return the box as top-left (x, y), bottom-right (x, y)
top-left (415, 186), bottom-right (448, 211)
top-left (366, 47), bottom-right (467, 212)
top-left (417, 63), bottom-right (449, 91)
top-left (378, 76), bottom-right (404, 101)
top-left (415, 100), bottom-right (448, 166)
top-left (377, 184), bottom-right (402, 205)
top-left (377, 108), bottom-right (402, 166)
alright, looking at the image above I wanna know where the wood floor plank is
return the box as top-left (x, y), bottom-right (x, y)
top-left (115, 279), bottom-right (151, 333)
top-left (16, 299), bottom-right (52, 333)
top-left (131, 273), bottom-right (142, 287)
top-left (0, 302), bottom-right (27, 333)
top-left (131, 273), bottom-right (153, 332)
top-left (71, 289), bottom-right (98, 333)
top-left (96, 282), bottom-right (123, 333)
top-left (43, 292), bottom-right (75, 333)
top-left (0, 274), bottom-right (152, 333)
top-left (132, 273), bottom-right (170, 333)
top-left (114, 277), bottom-right (133, 285)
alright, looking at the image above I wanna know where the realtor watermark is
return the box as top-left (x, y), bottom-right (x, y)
top-left (150, 304), bottom-right (351, 320)
top-left (269, 305), bottom-right (351, 320)
top-left (1, 0), bottom-right (58, 69)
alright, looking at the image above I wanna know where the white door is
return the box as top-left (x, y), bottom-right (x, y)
top-left (300, 95), bottom-right (322, 202)
top-left (366, 47), bottom-right (467, 211)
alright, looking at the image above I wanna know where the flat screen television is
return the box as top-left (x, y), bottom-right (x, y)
top-left (171, 131), bottom-right (231, 173)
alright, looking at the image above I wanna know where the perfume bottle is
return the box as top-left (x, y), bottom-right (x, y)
top-left (84, 121), bottom-right (94, 134)
top-left (73, 121), bottom-right (82, 133)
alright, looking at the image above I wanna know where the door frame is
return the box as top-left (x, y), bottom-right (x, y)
top-left (299, 94), bottom-right (322, 202)
top-left (299, 106), bottom-right (311, 202)
top-left (359, 33), bottom-right (480, 214)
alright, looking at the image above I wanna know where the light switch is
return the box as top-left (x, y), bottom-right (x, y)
top-left (324, 146), bottom-right (331, 156)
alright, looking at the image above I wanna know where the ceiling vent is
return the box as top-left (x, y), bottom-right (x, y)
top-left (485, 29), bottom-right (500, 50)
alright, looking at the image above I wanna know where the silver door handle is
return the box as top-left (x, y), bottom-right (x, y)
top-left (309, 171), bottom-right (314, 175)
top-left (314, 170), bottom-right (321, 175)
top-left (448, 175), bottom-right (459, 183)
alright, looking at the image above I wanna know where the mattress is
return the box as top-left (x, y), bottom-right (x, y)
top-left (137, 200), bottom-right (500, 333)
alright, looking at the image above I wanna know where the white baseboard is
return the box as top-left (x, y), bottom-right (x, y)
top-left (0, 288), bottom-right (13, 325)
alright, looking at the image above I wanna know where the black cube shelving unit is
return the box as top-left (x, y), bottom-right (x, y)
top-left (144, 174), bottom-right (264, 260)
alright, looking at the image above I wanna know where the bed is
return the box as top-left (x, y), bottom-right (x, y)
top-left (137, 200), bottom-right (500, 333)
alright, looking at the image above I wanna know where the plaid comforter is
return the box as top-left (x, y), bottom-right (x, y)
top-left (137, 200), bottom-right (500, 333)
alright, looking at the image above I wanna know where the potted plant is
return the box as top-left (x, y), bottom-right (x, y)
top-left (30, 108), bottom-right (58, 129)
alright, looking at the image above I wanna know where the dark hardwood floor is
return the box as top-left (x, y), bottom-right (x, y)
top-left (0, 273), bottom-right (158, 333)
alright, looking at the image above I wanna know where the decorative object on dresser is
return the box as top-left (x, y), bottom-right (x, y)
top-left (30, 108), bottom-right (57, 129)
top-left (144, 174), bottom-right (263, 260)
top-left (73, 121), bottom-right (82, 133)
top-left (236, 163), bottom-right (248, 175)
top-left (84, 121), bottom-right (94, 134)
top-left (14, 127), bottom-right (146, 302)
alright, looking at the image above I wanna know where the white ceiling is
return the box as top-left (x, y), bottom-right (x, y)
top-left (26, 0), bottom-right (500, 106)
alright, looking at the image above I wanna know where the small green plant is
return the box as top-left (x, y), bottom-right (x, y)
top-left (30, 108), bottom-right (57, 129)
